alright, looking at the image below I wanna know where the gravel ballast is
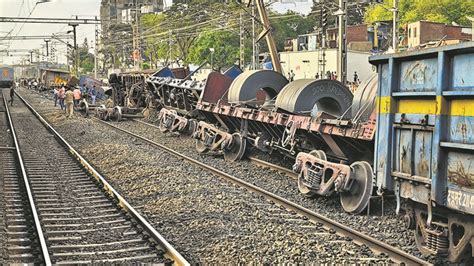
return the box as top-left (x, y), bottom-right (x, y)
top-left (18, 88), bottom-right (438, 263)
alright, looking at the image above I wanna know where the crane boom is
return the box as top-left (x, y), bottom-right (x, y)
top-left (248, 0), bottom-right (282, 74)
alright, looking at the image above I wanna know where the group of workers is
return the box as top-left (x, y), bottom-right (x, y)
top-left (53, 85), bottom-right (97, 118)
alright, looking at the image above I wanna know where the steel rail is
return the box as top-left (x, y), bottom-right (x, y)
top-left (96, 118), bottom-right (430, 265)
top-left (14, 92), bottom-right (190, 266)
top-left (247, 156), bottom-right (297, 179)
top-left (2, 90), bottom-right (52, 265)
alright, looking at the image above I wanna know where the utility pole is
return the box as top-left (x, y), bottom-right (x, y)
top-left (168, 30), bottom-right (172, 66)
top-left (251, 3), bottom-right (256, 70)
top-left (239, 11), bottom-right (245, 68)
top-left (336, 0), bottom-right (347, 85)
top-left (44, 39), bottom-right (50, 56)
top-left (133, 0), bottom-right (141, 70)
top-left (68, 23), bottom-right (78, 75)
top-left (318, 1), bottom-right (327, 78)
top-left (392, 0), bottom-right (399, 51)
top-left (94, 24), bottom-right (99, 79)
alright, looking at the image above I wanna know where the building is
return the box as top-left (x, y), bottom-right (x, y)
top-left (100, 0), bottom-right (169, 25)
top-left (289, 25), bottom-right (384, 53)
top-left (279, 49), bottom-right (375, 83)
top-left (407, 21), bottom-right (472, 48)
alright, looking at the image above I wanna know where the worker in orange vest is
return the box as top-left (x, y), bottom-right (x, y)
top-left (73, 86), bottom-right (82, 106)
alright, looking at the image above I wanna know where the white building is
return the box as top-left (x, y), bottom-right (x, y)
top-left (279, 49), bottom-right (375, 83)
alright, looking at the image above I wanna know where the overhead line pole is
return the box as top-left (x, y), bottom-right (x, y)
top-left (392, 0), bottom-right (399, 51)
top-left (336, 0), bottom-right (347, 85)
top-left (68, 23), bottom-right (79, 76)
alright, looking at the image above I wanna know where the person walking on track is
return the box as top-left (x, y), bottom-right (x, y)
top-left (53, 87), bottom-right (59, 107)
top-left (7, 85), bottom-right (15, 106)
top-left (89, 85), bottom-right (97, 105)
top-left (58, 85), bottom-right (66, 110)
top-left (65, 88), bottom-right (74, 118)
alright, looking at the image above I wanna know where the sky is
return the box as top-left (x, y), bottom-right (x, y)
top-left (0, 0), bottom-right (101, 65)
top-left (0, 0), bottom-right (312, 65)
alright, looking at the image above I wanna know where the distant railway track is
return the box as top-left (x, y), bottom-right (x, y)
top-left (93, 117), bottom-right (429, 265)
top-left (3, 90), bottom-right (188, 265)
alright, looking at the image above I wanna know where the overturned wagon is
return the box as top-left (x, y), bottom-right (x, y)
top-left (158, 67), bottom-right (378, 214)
top-left (157, 43), bottom-right (474, 262)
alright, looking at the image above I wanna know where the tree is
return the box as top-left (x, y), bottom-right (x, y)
top-left (78, 37), bottom-right (95, 75)
top-left (310, 0), bottom-right (369, 27)
top-left (140, 0), bottom-right (240, 67)
top-left (141, 13), bottom-right (173, 68)
top-left (365, 0), bottom-right (474, 26)
top-left (187, 30), bottom-right (242, 70)
top-left (268, 11), bottom-right (316, 51)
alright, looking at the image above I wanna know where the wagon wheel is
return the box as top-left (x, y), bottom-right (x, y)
top-left (112, 106), bottom-right (122, 122)
top-left (298, 150), bottom-right (325, 198)
top-left (158, 116), bottom-right (169, 133)
top-left (95, 105), bottom-right (107, 120)
top-left (309, 150), bottom-right (327, 161)
top-left (185, 120), bottom-right (198, 136)
top-left (223, 133), bottom-right (246, 162)
top-left (340, 161), bottom-right (373, 214)
top-left (79, 100), bottom-right (89, 117)
top-left (195, 139), bottom-right (208, 153)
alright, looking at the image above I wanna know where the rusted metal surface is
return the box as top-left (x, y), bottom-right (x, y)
top-left (197, 101), bottom-right (376, 142)
top-left (200, 72), bottom-right (234, 104)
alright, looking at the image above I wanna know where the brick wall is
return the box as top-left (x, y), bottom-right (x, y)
top-left (408, 21), bottom-right (472, 47)
top-left (346, 25), bottom-right (369, 43)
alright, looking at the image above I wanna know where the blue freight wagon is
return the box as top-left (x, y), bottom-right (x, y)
top-left (0, 66), bottom-right (14, 88)
top-left (370, 42), bottom-right (474, 262)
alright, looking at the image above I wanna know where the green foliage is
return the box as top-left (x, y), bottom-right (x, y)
top-left (186, 30), bottom-right (241, 70)
top-left (78, 38), bottom-right (95, 75)
top-left (140, 1), bottom-right (239, 67)
top-left (141, 13), bottom-right (173, 68)
top-left (365, 0), bottom-right (474, 26)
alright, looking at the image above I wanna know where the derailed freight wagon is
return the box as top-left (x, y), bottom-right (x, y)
top-left (155, 43), bottom-right (474, 262)
top-left (370, 43), bottom-right (474, 262)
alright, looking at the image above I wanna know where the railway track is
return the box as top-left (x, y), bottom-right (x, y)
top-left (0, 93), bottom-right (44, 264)
top-left (135, 120), bottom-right (297, 179)
top-left (16, 89), bottom-right (430, 263)
top-left (2, 89), bottom-right (188, 265)
top-left (92, 118), bottom-right (428, 265)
